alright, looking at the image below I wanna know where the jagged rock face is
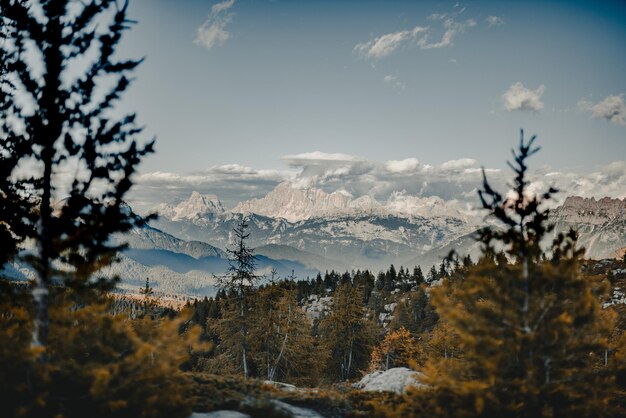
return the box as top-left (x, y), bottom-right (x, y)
top-left (232, 182), bottom-right (382, 222)
top-left (551, 196), bottom-right (626, 259)
top-left (553, 196), bottom-right (626, 225)
top-left (154, 191), bottom-right (224, 221)
top-left (231, 181), bottom-right (473, 223)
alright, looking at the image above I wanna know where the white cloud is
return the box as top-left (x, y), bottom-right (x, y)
top-left (579, 94), bottom-right (626, 126)
top-left (417, 13), bottom-right (476, 50)
top-left (354, 26), bottom-right (427, 59)
top-left (383, 74), bottom-right (406, 90)
top-left (194, 0), bottom-right (237, 50)
top-left (486, 15), bottom-right (505, 27)
top-left (354, 5), bottom-right (477, 59)
top-left (440, 158), bottom-right (477, 171)
top-left (386, 158), bottom-right (421, 173)
top-left (212, 0), bottom-right (235, 14)
top-left (502, 82), bottom-right (545, 112)
top-left (281, 151), bottom-right (362, 162)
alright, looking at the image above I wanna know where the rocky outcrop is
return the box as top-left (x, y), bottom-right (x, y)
top-left (551, 197), bottom-right (626, 259)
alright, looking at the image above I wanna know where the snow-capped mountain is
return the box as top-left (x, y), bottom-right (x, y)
top-left (154, 191), bottom-right (224, 221)
top-left (148, 186), bottom-right (626, 273)
top-left (231, 181), bottom-right (475, 222)
top-left (6, 191), bottom-right (622, 299)
top-left (232, 182), bottom-right (382, 222)
top-left (150, 184), bottom-right (476, 271)
top-left (551, 196), bottom-right (626, 259)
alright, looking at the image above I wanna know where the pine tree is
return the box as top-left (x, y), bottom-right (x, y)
top-left (389, 287), bottom-right (438, 336)
top-left (248, 286), bottom-right (320, 384)
top-left (0, 0), bottom-right (154, 350)
top-left (319, 283), bottom-right (378, 380)
top-left (216, 216), bottom-right (262, 378)
top-left (0, 3), bottom-right (208, 416)
top-left (421, 320), bottom-right (461, 362)
top-left (412, 266), bottom-right (425, 288)
top-left (427, 265), bottom-right (438, 284)
top-left (139, 277), bottom-right (156, 316)
top-left (404, 131), bottom-right (617, 417)
top-left (370, 327), bottom-right (420, 371)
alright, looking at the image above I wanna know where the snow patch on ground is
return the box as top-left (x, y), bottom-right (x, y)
top-left (271, 400), bottom-right (325, 418)
top-left (354, 367), bottom-right (424, 394)
top-left (188, 400), bottom-right (323, 418)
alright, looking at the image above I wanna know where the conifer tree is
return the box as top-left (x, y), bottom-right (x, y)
top-left (0, 0), bottom-right (154, 349)
top-left (389, 288), bottom-right (438, 336)
top-left (319, 283), bottom-right (378, 380)
top-left (427, 265), bottom-right (438, 284)
top-left (421, 320), bottom-right (461, 362)
top-left (139, 277), bottom-right (156, 315)
top-left (216, 216), bottom-right (262, 378)
top-left (0, 3), bottom-right (207, 417)
top-left (405, 131), bottom-right (616, 417)
top-left (370, 326), bottom-right (420, 371)
top-left (248, 286), bottom-right (319, 384)
top-left (412, 266), bottom-right (425, 288)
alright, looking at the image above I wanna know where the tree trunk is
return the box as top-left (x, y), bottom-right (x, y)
top-left (32, 147), bottom-right (53, 352)
top-left (242, 345), bottom-right (248, 379)
top-left (346, 338), bottom-right (354, 380)
top-left (31, 8), bottom-right (63, 355)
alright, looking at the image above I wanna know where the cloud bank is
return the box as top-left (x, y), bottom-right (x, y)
top-left (502, 82), bottom-right (545, 112)
top-left (129, 152), bottom-right (626, 214)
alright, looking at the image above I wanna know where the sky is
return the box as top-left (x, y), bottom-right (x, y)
top-left (111, 0), bottom-right (626, 210)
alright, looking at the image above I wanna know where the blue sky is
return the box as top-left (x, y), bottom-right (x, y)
top-left (114, 0), bottom-right (626, 209)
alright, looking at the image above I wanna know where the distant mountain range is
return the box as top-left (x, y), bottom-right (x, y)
top-left (146, 182), bottom-right (625, 271)
top-left (3, 182), bottom-right (624, 298)
top-left (148, 182), bottom-right (476, 271)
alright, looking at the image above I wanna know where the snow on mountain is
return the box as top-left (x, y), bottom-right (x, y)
top-left (118, 223), bottom-right (226, 259)
top-left (154, 191), bottom-right (224, 221)
top-left (553, 196), bottom-right (625, 225)
top-left (405, 196), bottom-right (626, 268)
top-left (145, 184), bottom-right (480, 271)
top-left (385, 191), bottom-right (478, 222)
top-left (152, 209), bottom-right (472, 272)
top-left (231, 182), bottom-right (380, 222)
top-left (149, 186), bottom-right (626, 273)
top-left (230, 181), bottom-right (474, 222)
top-left (551, 196), bottom-right (626, 259)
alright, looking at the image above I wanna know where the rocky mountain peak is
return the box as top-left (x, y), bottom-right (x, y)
top-left (154, 191), bottom-right (225, 221)
top-left (231, 181), bottom-right (361, 222)
top-left (556, 196), bottom-right (625, 224)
